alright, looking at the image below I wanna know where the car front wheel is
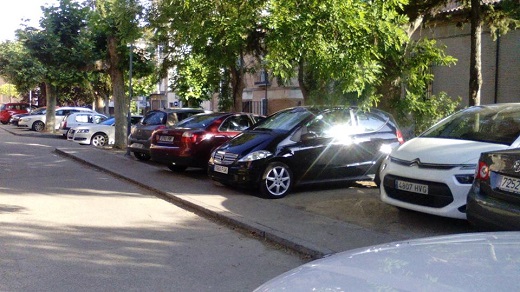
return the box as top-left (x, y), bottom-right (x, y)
top-left (32, 121), bottom-right (45, 132)
top-left (91, 133), bottom-right (108, 147)
top-left (260, 162), bottom-right (293, 199)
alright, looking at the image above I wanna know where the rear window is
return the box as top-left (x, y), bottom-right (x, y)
top-left (176, 114), bottom-right (221, 129)
top-left (142, 111), bottom-right (166, 125)
top-left (421, 105), bottom-right (520, 145)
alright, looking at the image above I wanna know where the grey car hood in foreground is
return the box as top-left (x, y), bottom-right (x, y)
top-left (255, 232), bottom-right (520, 292)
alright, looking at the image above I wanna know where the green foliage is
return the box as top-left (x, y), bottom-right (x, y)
top-left (398, 91), bottom-right (461, 136)
top-left (0, 84), bottom-right (19, 97)
top-left (0, 41), bottom-right (45, 94)
top-left (264, 0), bottom-right (409, 103)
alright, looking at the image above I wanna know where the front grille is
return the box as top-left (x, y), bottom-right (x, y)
top-left (390, 157), bottom-right (468, 170)
top-left (213, 151), bottom-right (239, 165)
top-left (383, 174), bottom-right (454, 208)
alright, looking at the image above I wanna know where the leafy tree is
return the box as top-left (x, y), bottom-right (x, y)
top-left (89, 0), bottom-right (149, 149)
top-left (264, 0), bottom-right (409, 107)
top-left (149, 0), bottom-right (265, 112)
top-left (18, 0), bottom-right (93, 132)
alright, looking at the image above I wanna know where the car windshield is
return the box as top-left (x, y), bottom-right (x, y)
top-left (31, 108), bottom-right (46, 114)
top-left (251, 108), bottom-right (314, 131)
top-left (176, 114), bottom-right (221, 129)
top-left (421, 105), bottom-right (520, 145)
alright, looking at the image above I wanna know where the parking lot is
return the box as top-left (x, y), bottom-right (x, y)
top-left (2, 124), bottom-right (474, 257)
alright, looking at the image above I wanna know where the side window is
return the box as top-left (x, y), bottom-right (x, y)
top-left (76, 115), bottom-right (90, 123)
top-left (306, 109), bottom-right (354, 138)
top-left (220, 116), bottom-right (250, 132)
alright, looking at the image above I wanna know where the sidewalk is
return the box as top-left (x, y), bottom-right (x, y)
top-left (4, 126), bottom-right (403, 259)
top-left (57, 146), bottom-right (402, 259)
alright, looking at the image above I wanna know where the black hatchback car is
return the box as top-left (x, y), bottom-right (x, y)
top-left (127, 108), bottom-right (207, 160)
top-left (208, 106), bottom-right (404, 198)
top-left (467, 148), bottom-right (520, 230)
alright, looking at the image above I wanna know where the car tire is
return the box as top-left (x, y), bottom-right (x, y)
top-left (1, 120), bottom-right (7, 125)
top-left (168, 164), bottom-right (188, 172)
top-left (91, 133), bottom-right (108, 147)
top-left (260, 162), bottom-right (293, 199)
top-left (134, 152), bottom-right (151, 161)
top-left (32, 121), bottom-right (45, 132)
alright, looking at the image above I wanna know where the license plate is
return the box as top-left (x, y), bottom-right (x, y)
top-left (130, 143), bottom-right (143, 149)
top-left (214, 165), bottom-right (228, 174)
top-left (498, 175), bottom-right (520, 194)
top-left (159, 135), bottom-right (174, 142)
top-left (396, 180), bottom-right (428, 194)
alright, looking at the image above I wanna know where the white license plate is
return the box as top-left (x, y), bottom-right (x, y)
top-left (214, 165), bottom-right (228, 174)
top-left (396, 180), bottom-right (429, 194)
top-left (498, 175), bottom-right (520, 194)
top-left (130, 143), bottom-right (143, 149)
top-left (159, 136), bottom-right (174, 142)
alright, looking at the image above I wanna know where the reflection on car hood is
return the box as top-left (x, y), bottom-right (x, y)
top-left (255, 232), bottom-right (520, 291)
top-left (220, 130), bottom-right (284, 154)
top-left (391, 137), bottom-right (509, 165)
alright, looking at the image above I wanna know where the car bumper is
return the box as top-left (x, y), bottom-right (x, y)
top-left (379, 157), bottom-right (472, 219)
top-left (467, 183), bottom-right (520, 230)
top-left (150, 145), bottom-right (201, 166)
top-left (71, 133), bottom-right (91, 145)
top-left (127, 138), bottom-right (151, 154)
top-left (208, 160), bottom-right (265, 188)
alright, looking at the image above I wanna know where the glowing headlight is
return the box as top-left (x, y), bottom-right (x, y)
top-left (238, 150), bottom-right (272, 162)
top-left (77, 129), bottom-right (90, 133)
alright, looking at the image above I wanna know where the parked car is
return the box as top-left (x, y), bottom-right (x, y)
top-left (208, 106), bottom-right (404, 199)
top-left (68, 115), bottom-right (143, 147)
top-left (150, 112), bottom-right (263, 172)
top-left (467, 148), bottom-right (520, 230)
top-left (0, 102), bottom-right (33, 124)
top-left (58, 112), bottom-right (109, 136)
top-left (18, 106), bottom-right (94, 132)
top-left (128, 108), bottom-right (207, 161)
top-left (254, 232), bottom-right (520, 291)
top-left (9, 106), bottom-right (46, 126)
top-left (380, 103), bottom-right (520, 219)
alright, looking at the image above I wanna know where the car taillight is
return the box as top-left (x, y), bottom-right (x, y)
top-left (396, 130), bottom-right (404, 144)
top-left (182, 132), bottom-right (199, 143)
top-left (476, 161), bottom-right (490, 181)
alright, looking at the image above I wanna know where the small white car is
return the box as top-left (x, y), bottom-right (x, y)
top-left (68, 116), bottom-right (142, 147)
top-left (18, 106), bottom-right (94, 132)
top-left (58, 112), bottom-right (108, 136)
top-left (380, 103), bottom-right (520, 219)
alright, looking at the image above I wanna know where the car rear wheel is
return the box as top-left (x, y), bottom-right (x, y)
top-left (134, 152), bottom-right (151, 161)
top-left (32, 121), bottom-right (45, 132)
top-left (168, 164), bottom-right (188, 172)
top-left (260, 162), bottom-right (293, 199)
top-left (1, 120), bottom-right (8, 125)
top-left (91, 133), bottom-right (108, 147)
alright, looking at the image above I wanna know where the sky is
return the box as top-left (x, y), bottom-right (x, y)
top-left (0, 0), bottom-right (59, 42)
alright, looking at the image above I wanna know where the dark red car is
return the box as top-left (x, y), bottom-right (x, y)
top-left (0, 102), bottom-right (32, 124)
top-left (150, 112), bottom-right (263, 172)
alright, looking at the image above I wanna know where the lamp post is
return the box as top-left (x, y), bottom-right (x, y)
top-left (125, 43), bottom-right (133, 156)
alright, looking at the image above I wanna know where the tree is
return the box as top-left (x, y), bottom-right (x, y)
top-left (149, 0), bottom-right (265, 112)
top-left (19, 0), bottom-right (93, 132)
top-left (264, 0), bottom-right (409, 106)
top-left (89, 0), bottom-right (147, 149)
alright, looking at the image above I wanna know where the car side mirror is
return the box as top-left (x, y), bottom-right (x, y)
top-left (301, 132), bottom-right (317, 141)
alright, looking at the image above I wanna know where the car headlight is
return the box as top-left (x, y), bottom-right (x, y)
top-left (238, 150), bottom-right (272, 162)
top-left (77, 129), bottom-right (90, 133)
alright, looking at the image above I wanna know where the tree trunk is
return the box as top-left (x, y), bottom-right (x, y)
top-left (230, 57), bottom-right (245, 112)
top-left (108, 35), bottom-right (128, 149)
top-left (44, 82), bottom-right (57, 133)
top-left (297, 59), bottom-right (310, 104)
top-left (469, 0), bottom-right (482, 106)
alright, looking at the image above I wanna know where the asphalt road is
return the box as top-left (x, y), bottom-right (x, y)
top-left (0, 128), bottom-right (306, 291)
